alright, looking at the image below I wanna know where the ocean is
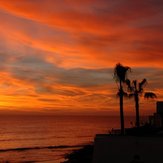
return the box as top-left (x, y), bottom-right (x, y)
top-left (0, 115), bottom-right (139, 163)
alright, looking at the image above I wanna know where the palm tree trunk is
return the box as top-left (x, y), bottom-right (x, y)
top-left (120, 80), bottom-right (125, 135)
top-left (135, 93), bottom-right (140, 127)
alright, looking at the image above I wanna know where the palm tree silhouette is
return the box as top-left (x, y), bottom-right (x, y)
top-left (114, 63), bottom-right (131, 135)
top-left (126, 79), bottom-right (157, 127)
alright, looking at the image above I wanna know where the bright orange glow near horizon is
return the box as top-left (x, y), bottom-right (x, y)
top-left (0, 0), bottom-right (162, 115)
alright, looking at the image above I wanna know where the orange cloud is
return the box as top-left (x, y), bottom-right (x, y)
top-left (0, 0), bottom-right (163, 68)
top-left (0, 0), bottom-right (162, 115)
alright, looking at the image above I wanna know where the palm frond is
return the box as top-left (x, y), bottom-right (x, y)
top-left (144, 92), bottom-right (157, 99)
top-left (139, 79), bottom-right (147, 90)
top-left (128, 93), bottom-right (134, 98)
top-left (125, 79), bottom-right (132, 91)
top-left (114, 63), bottom-right (131, 82)
top-left (133, 80), bottom-right (137, 89)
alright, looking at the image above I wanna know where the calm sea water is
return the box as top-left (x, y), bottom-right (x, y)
top-left (0, 115), bottom-right (138, 163)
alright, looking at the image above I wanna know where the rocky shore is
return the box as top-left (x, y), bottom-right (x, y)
top-left (62, 144), bottom-right (94, 163)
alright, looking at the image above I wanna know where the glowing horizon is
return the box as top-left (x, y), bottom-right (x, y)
top-left (0, 0), bottom-right (162, 115)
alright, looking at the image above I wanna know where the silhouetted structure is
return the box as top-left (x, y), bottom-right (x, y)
top-left (114, 63), bottom-right (130, 135)
top-left (149, 101), bottom-right (163, 128)
top-left (157, 101), bottom-right (163, 116)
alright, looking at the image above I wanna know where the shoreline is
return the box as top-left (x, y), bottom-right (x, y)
top-left (62, 144), bottom-right (94, 163)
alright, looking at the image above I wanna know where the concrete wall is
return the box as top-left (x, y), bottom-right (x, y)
top-left (93, 134), bottom-right (163, 163)
top-left (157, 101), bottom-right (163, 114)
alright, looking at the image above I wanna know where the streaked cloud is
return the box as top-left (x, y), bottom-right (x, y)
top-left (0, 0), bottom-right (162, 115)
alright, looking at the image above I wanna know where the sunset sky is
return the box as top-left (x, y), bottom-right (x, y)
top-left (0, 0), bottom-right (162, 115)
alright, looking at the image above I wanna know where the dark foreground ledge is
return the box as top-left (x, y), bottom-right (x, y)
top-left (62, 126), bottom-right (163, 163)
top-left (93, 135), bottom-right (163, 163)
top-left (62, 144), bottom-right (94, 163)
